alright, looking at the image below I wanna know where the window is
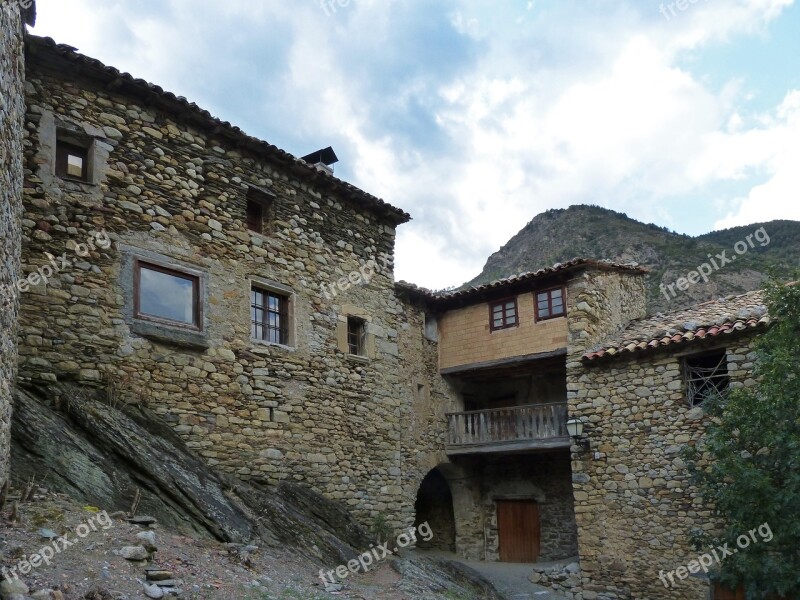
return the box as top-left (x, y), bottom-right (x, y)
top-left (246, 197), bottom-right (263, 232)
top-left (535, 287), bottom-right (565, 320)
top-left (251, 286), bottom-right (289, 345)
top-left (56, 140), bottom-right (89, 181)
top-left (246, 187), bottom-right (275, 233)
top-left (712, 583), bottom-right (744, 600)
top-left (684, 350), bottom-right (729, 406)
top-left (490, 298), bottom-right (518, 331)
top-left (713, 584), bottom-right (789, 600)
top-left (347, 316), bottom-right (367, 355)
top-left (134, 261), bottom-right (201, 329)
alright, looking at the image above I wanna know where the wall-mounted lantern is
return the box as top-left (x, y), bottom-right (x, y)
top-left (566, 417), bottom-right (591, 451)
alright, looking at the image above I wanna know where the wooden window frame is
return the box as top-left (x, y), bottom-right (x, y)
top-left (683, 350), bottom-right (729, 407)
top-left (251, 285), bottom-right (290, 346)
top-left (55, 140), bottom-right (90, 182)
top-left (535, 286), bottom-right (566, 321)
top-left (133, 260), bottom-right (202, 330)
top-left (489, 297), bottom-right (519, 331)
top-left (347, 316), bottom-right (367, 356)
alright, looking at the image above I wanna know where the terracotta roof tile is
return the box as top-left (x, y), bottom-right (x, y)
top-left (583, 289), bottom-right (770, 361)
top-left (397, 258), bottom-right (647, 304)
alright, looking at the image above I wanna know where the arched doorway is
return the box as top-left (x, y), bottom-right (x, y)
top-left (414, 468), bottom-right (456, 552)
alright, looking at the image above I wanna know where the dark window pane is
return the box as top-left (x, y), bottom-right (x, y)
top-left (251, 286), bottom-right (288, 344)
top-left (246, 199), bottom-right (263, 232)
top-left (138, 265), bottom-right (196, 325)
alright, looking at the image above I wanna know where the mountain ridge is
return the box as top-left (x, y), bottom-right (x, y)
top-left (464, 205), bottom-right (800, 313)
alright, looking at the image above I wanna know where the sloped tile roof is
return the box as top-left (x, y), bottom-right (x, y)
top-left (25, 35), bottom-right (410, 225)
top-left (397, 258), bottom-right (646, 304)
top-left (583, 289), bottom-right (770, 361)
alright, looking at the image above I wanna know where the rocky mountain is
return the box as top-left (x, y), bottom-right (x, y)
top-left (465, 205), bottom-right (800, 313)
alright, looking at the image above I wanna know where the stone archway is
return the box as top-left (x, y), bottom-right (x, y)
top-left (414, 467), bottom-right (456, 551)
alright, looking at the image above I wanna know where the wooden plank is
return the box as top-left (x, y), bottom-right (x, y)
top-left (446, 436), bottom-right (571, 456)
top-left (497, 500), bottom-right (540, 562)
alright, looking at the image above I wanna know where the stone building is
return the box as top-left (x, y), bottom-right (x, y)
top-left (403, 273), bottom-right (769, 600)
top-left (2, 25), bottom-right (776, 600)
top-left (15, 33), bottom-right (457, 532)
top-left (573, 291), bottom-right (768, 600)
top-left (0, 0), bottom-right (34, 492)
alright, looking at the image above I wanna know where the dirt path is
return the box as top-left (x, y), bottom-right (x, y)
top-left (410, 550), bottom-right (571, 600)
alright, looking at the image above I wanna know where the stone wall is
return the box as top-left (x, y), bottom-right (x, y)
top-left (480, 452), bottom-right (578, 562)
top-left (18, 44), bottom-right (448, 532)
top-left (567, 338), bottom-right (759, 600)
top-left (0, 1), bottom-right (27, 491)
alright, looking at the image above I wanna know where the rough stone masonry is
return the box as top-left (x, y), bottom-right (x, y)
top-left (0, 0), bottom-right (32, 491)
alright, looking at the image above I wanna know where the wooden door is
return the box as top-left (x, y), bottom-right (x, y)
top-left (497, 500), bottom-right (540, 562)
top-left (713, 583), bottom-right (744, 600)
top-left (714, 583), bottom-right (790, 600)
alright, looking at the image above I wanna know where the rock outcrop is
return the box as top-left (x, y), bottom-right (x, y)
top-left (11, 382), bottom-right (371, 565)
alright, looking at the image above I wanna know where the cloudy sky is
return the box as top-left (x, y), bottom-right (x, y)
top-left (30, 0), bottom-right (800, 288)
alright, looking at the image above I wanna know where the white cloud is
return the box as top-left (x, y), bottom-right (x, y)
top-left (30, 0), bottom-right (799, 289)
top-left (713, 90), bottom-right (800, 228)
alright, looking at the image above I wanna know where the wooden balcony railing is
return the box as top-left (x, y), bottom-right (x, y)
top-left (445, 402), bottom-right (569, 454)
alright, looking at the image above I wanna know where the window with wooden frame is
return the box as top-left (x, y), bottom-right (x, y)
top-left (683, 350), bottom-right (729, 406)
top-left (490, 298), bottom-right (518, 331)
top-left (56, 140), bottom-right (90, 181)
top-left (246, 187), bottom-right (275, 234)
top-left (134, 261), bottom-right (201, 329)
top-left (712, 583), bottom-right (789, 600)
top-left (251, 286), bottom-right (289, 345)
top-left (347, 316), bottom-right (367, 356)
top-left (712, 583), bottom-right (744, 600)
top-left (535, 287), bottom-right (565, 321)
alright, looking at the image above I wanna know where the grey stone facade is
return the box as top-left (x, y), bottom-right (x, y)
top-left (16, 35), bottom-right (453, 533)
top-left (566, 338), bottom-right (760, 600)
top-left (0, 0), bottom-right (30, 491)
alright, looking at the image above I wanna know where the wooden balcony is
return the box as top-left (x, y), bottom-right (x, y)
top-left (446, 402), bottom-right (570, 455)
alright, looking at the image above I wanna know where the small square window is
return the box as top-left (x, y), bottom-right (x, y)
top-left (347, 316), bottom-right (367, 355)
top-left (490, 298), bottom-right (518, 331)
top-left (251, 286), bottom-right (289, 345)
top-left (134, 261), bottom-right (201, 329)
top-left (246, 187), bottom-right (275, 234)
top-left (56, 141), bottom-right (89, 181)
top-left (684, 350), bottom-right (729, 406)
top-left (535, 287), bottom-right (565, 321)
top-left (712, 582), bottom-right (744, 600)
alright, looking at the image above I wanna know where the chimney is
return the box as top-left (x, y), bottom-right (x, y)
top-left (300, 146), bottom-right (339, 176)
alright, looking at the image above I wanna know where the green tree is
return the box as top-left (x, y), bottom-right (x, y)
top-left (685, 279), bottom-right (800, 599)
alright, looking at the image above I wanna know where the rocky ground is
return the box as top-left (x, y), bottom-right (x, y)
top-left (0, 488), bottom-right (500, 600)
